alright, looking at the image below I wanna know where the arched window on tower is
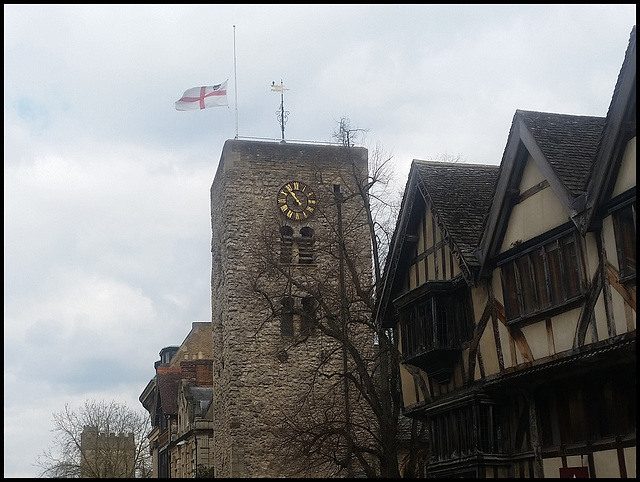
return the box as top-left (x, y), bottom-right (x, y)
top-left (301, 296), bottom-right (317, 336)
top-left (298, 227), bottom-right (315, 265)
top-left (280, 226), bottom-right (294, 264)
top-left (281, 297), bottom-right (294, 336)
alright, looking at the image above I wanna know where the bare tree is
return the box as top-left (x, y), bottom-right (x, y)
top-left (35, 399), bottom-right (152, 478)
top-left (249, 118), bottom-right (429, 477)
top-left (434, 151), bottom-right (466, 163)
top-left (332, 116), bottom-right (368, 147)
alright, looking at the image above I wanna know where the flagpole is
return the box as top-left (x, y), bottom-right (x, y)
top-left (233, 25), bottom-right (239, 139)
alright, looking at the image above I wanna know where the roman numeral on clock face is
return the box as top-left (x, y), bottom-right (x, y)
top-left (277, 181), bottom-right (316, 221)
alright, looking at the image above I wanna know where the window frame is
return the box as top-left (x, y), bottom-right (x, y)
top-left (428, 397), bottom-right (503, 462)
top-left (612, 201), bottom-right (636, 284)
top-left (398, 284), bottom-right (474, 359)
top-left (499, 230), bottom-right (587, 324)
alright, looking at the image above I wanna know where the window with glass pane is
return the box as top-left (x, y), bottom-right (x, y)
top-left (435, 298), bottom-right (448, 346)
top-left (399, 288), bottom-right (472, 357)
top-left (545, 242), bottom-right (564, 304)
top-left (532, 248), bottom-right (550, 309)
top-left (419, 300), bottom-right (433, 350)
top-left (516, 256), bottom-right (536, 315)
top-left (502, 262), bottom-right (520, 318)
top-left (614, 203), bottom-right (636, 280)
top-left (501, 232), bottom-right (585, 322)
top-left (562, 236), bottom-right (582, 298)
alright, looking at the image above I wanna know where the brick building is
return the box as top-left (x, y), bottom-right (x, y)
top-left (140, 321), bottom-right (214, 477)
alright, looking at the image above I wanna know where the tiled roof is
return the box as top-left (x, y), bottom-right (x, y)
top-left (517, 110), bottom-right (606, 195)
top-left (413, 160), bottom-right (499, 268)
top-left (158, 371), bottom-right (181, 415)
top-left (579, 25), bottom-right (636, 233)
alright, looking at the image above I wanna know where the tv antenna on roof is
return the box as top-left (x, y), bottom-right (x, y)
top-left (271, 80), bottom-right (289, 142)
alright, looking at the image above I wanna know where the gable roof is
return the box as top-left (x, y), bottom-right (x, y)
top-left (477, 26), bottom-right (636, 269)
top-left (577, 25), bottom-right (636, 233)
top-left (475, 110), bottom-right (605, 272)
top-left (517, 110), bottom-right (606, 196)
top-left (376, 160), bottom-right (498, 324)
top-left (414, 161), bottom-right (499, 269)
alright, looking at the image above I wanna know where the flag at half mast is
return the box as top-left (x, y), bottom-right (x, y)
top-left (175, 81), bottom-right (228, 111)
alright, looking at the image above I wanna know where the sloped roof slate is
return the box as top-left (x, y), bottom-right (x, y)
top-left (375, 160), bottom-right (499, 324)
top-left (188, 386), bottom-right (213, 416)
top-left (413, 160), bottom-right (499, 268)
top-left (157, 371), bottom-right (181, 416)
top-left (579, 25), bottom-right (636, 233)
top-left (517, 110), bottom-right (606, 196)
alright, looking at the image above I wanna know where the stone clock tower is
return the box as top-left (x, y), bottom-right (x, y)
top-left (210, 139), bottom-right (370, 478)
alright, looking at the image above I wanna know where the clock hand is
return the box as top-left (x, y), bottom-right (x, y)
top-left (287, 187), bottom-right (303, 205)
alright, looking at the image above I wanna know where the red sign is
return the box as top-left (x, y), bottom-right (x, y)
top-left (559, 467), bottom-right (589, 478)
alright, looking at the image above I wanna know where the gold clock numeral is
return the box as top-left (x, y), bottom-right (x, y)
top-left (278, 181), bottom-right (316, 221)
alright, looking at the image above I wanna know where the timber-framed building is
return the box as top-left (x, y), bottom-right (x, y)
top-left (376, 26), bottom-right (636, 478)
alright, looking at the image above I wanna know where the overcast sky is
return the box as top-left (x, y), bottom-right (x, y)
top-left (4, 4), bottom-right (636, 477)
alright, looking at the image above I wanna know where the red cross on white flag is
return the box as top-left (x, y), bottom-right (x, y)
top-left (175, 81), bottom-right (228, 111)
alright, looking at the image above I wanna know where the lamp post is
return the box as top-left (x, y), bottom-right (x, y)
top-left (334, 183), bottom-right (353, 477)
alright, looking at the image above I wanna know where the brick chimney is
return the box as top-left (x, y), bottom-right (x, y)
top-left (180, 359), bottom-right (213, 387)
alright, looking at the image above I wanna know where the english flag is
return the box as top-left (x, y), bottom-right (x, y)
top-left (175, 81), bottom-right (228, 111)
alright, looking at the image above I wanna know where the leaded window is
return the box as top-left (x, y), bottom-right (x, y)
top-left (613, 202), bottom-right (636, 282)
top-left (399, 286), bottom-right (473, 359)
top-left (500, 231), bottom-right (586, 322)
top-left (430, 399), bottom-right (503, 462)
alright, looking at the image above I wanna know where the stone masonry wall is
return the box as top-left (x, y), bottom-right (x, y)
top-left (210, 139), bottom-right (371, 478)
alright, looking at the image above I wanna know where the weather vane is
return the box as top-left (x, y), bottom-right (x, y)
top-left (271, 80), bottom-right (289, 142)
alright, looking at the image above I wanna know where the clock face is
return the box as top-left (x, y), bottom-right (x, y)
top-left (277, 181), bottom-right (317, 221)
